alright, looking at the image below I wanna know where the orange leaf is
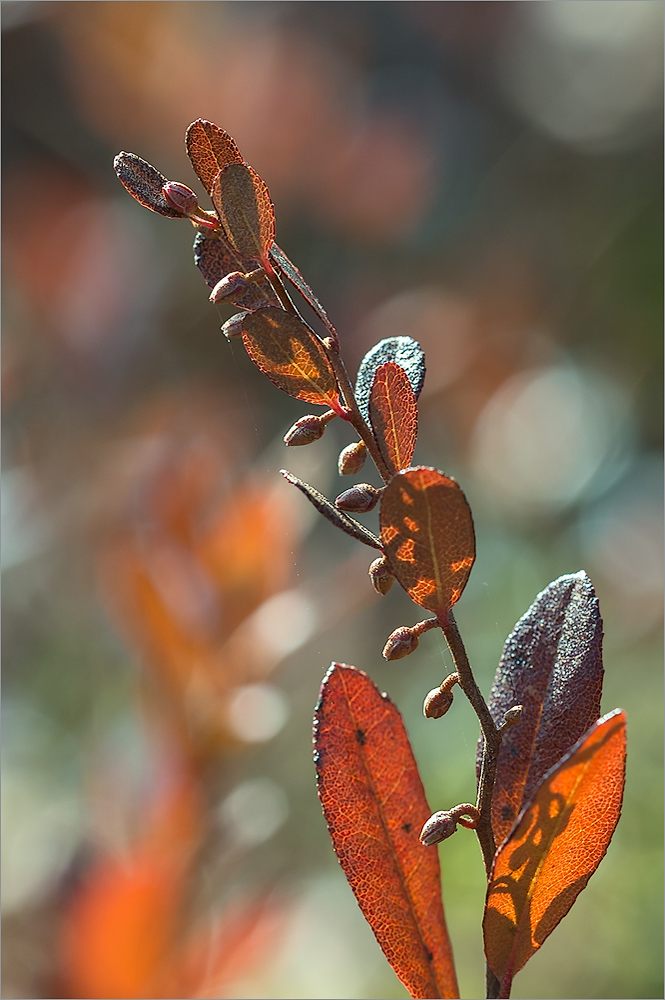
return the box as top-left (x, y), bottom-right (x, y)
top-left (242, 307), bottom-right (340, 407)
top-left (484, 709), bottom-right (626, 997)
top-left (185, 119), bottom-right (243, 195)
top-left (314, 663), bottom-right (459, 1000)
top-left (481, 572), bottom-right (605, 847)
top-left (379, 467), bottom-right (475, 615)
top-left (369, 361), bottom-right (418, 473)
top-left (211, 163), bottom-right (275, 262)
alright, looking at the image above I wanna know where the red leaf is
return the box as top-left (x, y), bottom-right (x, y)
top-left (211, 163), bottom-right (275, 263)
top-left (185, 119), bottom-right (243, 195)
top-left (314, 663), bottom-right (459, 1000)
top-left (379, 467), bottom-right (475, 615)
top-left (242, 307), bottom-right (340, 407)
top-left (484, 710), bottom-right (626, 997)
top-left (369, 361), bottom-right (418, 473)
top-left (482, 572), bottom-right (604, 847)
top-left (192, 233), bottom-right (279, 308)
top-left (355, 337), bottom-right (425, 425)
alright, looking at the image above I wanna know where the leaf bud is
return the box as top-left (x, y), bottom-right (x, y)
top-left (220, 312), bottom-right (248, 339)
top-left (162, 181), bottom-right (200, 216)
top-left (423, 687), bottom-right (454, 719)
top-left (338, 440), bottom-right (367, 476)
top-left (335, 483), bottom-right (381, 513)
top-left (210, 271), bottom-right (251, 305)
top-left (499, 704), bottom-right (523, 732)
top-left (284, 414), bottom-right (326, 446)
top-left (368, 555), bottom-right (395, 595)
top-left (382, 625), bottom-right (419, 661)
top-left (420, 811), bottom-right (458, 846)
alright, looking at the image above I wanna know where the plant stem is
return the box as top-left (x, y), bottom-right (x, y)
top-left (325, 344), bottom-right (394, 484)
top-left (439, 609), bottom-right (501, 876)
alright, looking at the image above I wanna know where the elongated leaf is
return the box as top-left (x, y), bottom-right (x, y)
top-left (355, 337), bottom-right (425, 424)
top-left (314, 663), bottom-right (459, 1000)
top-left (114, 152), bottom-right (183, 218)
top-left (192, 232), bottom-right (279, 308)
top-left (269, 243), bottom-right (337, 338)
top-left (211, 163), bottom-right (275, 262)
top-left (280, 470), bottom-right (382, 550)
top-left (369, 361), bottom-right (418, 473)
top-left (242, 308), bottom-right (339, 407)
top-left (484, 709), bottom-right (626, 997)
top-left (379, 467), bottom-right (475, 615)
top-left (185, 119), bottom-right (243, 195)
top-left (481, 572), bottom-right (604, 847)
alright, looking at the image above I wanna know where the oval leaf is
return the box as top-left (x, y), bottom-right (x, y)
top-left (355, 337), bottom-right (425, 424)
top-left (242, 308), bottom-right (339, 407)
top-left (269, 243), bottom-right (337, 339)
top-left (379, 467), bottom-right (475, 615)
top-left (369, 361), bottom-right (418, 473)
top-left (114, 152), bottom-right (183, 218)
top-left (484, 709), bottom-right (626, 997)
top-left (212, 163), bottom-right (275, 262)
top-left (314, 663), bottom-right (459, 1000)
top-left (185, 119), bottom-right (243, 194)
top-left (193, 232), bottom-right (279, 308)
top-left (480, 572), bottom-right (604, 847)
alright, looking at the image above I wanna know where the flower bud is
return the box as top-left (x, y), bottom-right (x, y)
top-left (335, 483), bottom-right (381, 513)
top-left (420, 811), bottom-right (458, 846)
top-left (220, 312), bottom-right (247, 339)
top-left (368, 555), bottom-right (395, 595)
top-left (162, 181), bottom-right (199, 216)
top-left (338, 440), bottom-right (367, 476)
top-left (382, 625), bottom-right (419, 661)
top-left (210, 271), bottom-right (250, 305)
top-left (423, 687), bottom-right (454, 719)
top-left (284, 414), bottom-right (326, 446)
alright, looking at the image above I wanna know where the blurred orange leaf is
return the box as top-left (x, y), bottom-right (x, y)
top-left (242, 307), bottom-right (340, 407)
top-left (379, 467), bottom-right (475, 615)
top-left (185, 119), bottom-right (243, 196)
top-left (314, 663), bottom-right (459, 1000)
top-left (369, 361), bottom-right (418, 473)
top-left (484, 709), bottom-right (626, 998)
top-left (482, 572), bottom-right (604, 847)
top-left (212, 163), bottom-right (275, 262)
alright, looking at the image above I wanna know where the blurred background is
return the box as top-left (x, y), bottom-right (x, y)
top-left (2, 2), bottom-right (662, 998)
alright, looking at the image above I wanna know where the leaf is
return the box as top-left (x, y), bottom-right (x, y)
top-left (211, 163), bottom-right (275, 262)
top-left (369, 361), bottom-right (418, 473)
top-left (484, 709), bottom-right (626, 997)
top-left (242, 307), bottom-right (340, 407)
top-left (314, 663), bottom-right (459, 1000)
top-left (192, 232), bottom-right (279, 308)
top-left (355, 337), bottom-right (426, 424)
top-left (481, 572), bottom-right (604, 848)
top-left (379, 467), bottom-right (475, 615)
top-left (185, 119), bottom-right (243, 195)
top-left (114, 152), bottom-right (183, 218)
top-left (280, 470), bottom-right (382, 550)
top-left (269, 242), bottom-right (337, 338)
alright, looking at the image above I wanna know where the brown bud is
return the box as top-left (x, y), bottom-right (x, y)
top-left (220, 312), bottom-right (247, 339)
top-left (420, 811), bottom-right (458, 846)
top-left (338, 440), bottom-right (367, 476)
top-left (162, 181), bottom-right (199, 216)
top-left (284, 415), bottom-right (326, 446)
top-left (210, 271), bottom-right (251, 305)
top-left (382, 625), bottom-right (419, 661)
top-left (423, 687), bottom-right (454, 719)
top-left (368, 555), bottom-right (395, 595)
top-left (499, 704), bottom-right (523, 732)
top-left (335, 483), bottom-right (381, 513)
